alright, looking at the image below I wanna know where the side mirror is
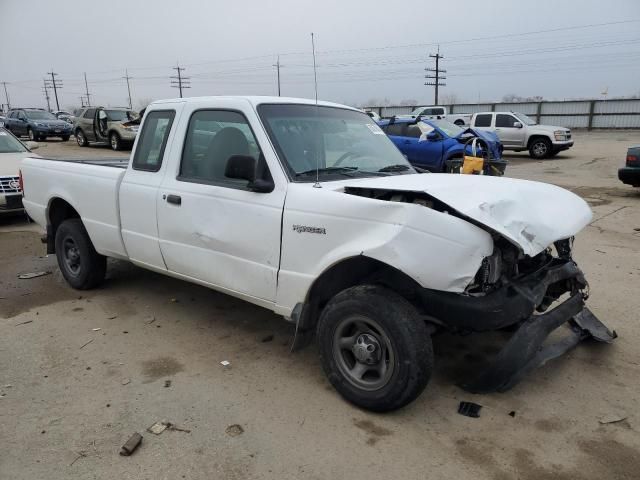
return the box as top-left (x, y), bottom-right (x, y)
top-left (225, 155), bottom-right (274, 193)
top-left (513, 121), bottom-right (523, 129)
top-left (25, 141), bottom-right (39, 150)
top-left (426, 131), bottom-right (440, 141)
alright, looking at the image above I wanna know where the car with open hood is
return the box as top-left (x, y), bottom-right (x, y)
top-left (19, 96), bottom-right (615, 412)
top-left (73, 106), bottom-right (139, 150)
top-left (377, 117), bottom-right (504, 173)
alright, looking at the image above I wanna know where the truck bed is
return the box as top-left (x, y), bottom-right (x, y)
top-left (21, 156), bottom-right (129, 259)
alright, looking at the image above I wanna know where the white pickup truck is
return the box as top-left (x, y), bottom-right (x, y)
top-left (20, 96), bottom-right (615, 412)
top-left (403, 106), bottom-right (472, 126)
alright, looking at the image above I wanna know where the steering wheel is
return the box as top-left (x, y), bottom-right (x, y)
top-left (333, 151), bottom-right (359, 167)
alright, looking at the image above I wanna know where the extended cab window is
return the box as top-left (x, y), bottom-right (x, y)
top-left (496, 114), bottom-right (518, 128)
top-left (132, 110), bottom-right (175, 172)
top-left (179, 110), bottom-right (263, 188)
top-left (474, 114), bottom-right (492, 127)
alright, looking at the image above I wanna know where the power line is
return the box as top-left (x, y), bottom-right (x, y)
top-left (123, 69), bottom-right (133, 108)
top-left (170, 63), bottom-right (190, 98)
top-left (425, 46), bottom-right (446, 105)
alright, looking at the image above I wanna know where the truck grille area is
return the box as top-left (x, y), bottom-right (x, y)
top-left (0, 176), bottom-right (21, 194)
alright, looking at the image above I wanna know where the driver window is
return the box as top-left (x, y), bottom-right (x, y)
top-left (406, 124), bottom-right (422, 138)
top-left (179, 110), bottom-right (265, 189)
top-left (496, 114), bottom-right (518, 128)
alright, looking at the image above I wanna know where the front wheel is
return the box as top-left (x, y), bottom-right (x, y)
top-left (55, 219), bottom-right (106, 290)
top-left (529, 138), bottom-right (552, 159)
top-left (28, 127), bottom-right (38, 141)
top-left (317, 285), bottom-right (433, 412)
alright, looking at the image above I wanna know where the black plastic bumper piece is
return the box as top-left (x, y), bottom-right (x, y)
top-left (460, 294), bottom-right (617, 394)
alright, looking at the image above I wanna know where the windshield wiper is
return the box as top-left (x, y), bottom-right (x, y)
top-left (377, 164), bottom-right (412, 172)
top-left (295, 166), bottom-right (359, 177)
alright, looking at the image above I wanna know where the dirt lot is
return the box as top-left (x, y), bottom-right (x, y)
top-left (1, 132), bottom-right (639, 479)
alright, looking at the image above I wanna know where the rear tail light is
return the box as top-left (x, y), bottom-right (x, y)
top-left (626, 155), bottom-right (639, 166)
top-left (19, 169), bottom-right (24, 193)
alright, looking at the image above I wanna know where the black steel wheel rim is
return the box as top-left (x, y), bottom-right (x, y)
top-left (332, 314), bottom-right (395, 391)
top-left (62, 236), bottom-right (81, 276)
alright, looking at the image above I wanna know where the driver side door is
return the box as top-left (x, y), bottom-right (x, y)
top-left (495, 114), bottom-right (526, 147)
top-left (405, 123), bottom-right (443, 171)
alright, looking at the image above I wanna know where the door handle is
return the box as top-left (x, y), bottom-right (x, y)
top-left (165, 194), bottom-right (181, 205)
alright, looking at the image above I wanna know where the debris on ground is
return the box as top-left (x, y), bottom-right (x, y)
top-left (458, 401), bottom-right (482, 418)
top-left (598, 414), bottom-right (628, 425)
top-left (121, 378), bottom-right (131, 386)
top-left (145, 317), bottom-right (156, 325)
top-left (120, 432), bottom-right (143, 456)
top-left (508, 411), bottom-right (516, 417)
top-left (220, 360), bottom-right (231, 367)
top-left (79, 339), bottom-right (94, 349)
top-left (226, 424), bottom-right (244, 437)
top-left (18, 271), bottom-right (51, 279)
top-left (92, 328), bottom-right (101, 332)
top-left (14, 320), bottom-right (33, 326)
top-left (69, 451), bottom-right (87, 466)
top-left (107, 315), bottom-right (117, 320)
top-left (148, 420), bottom-right (191, 435)
top-left (164, 380), bottom-right (171, 388)
top-left (261, 334), bottom-right (274, 343)
top-left (170, 298), bottom-right (179, 303)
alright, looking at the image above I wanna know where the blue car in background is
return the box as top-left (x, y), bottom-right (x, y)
top-left (377, 117), bottom-right (503, 173)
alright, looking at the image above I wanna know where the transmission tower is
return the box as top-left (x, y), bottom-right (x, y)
top-left (170, 63), bottom-right (190, 98)
top-left (424, 46), bottom-right (446, 105)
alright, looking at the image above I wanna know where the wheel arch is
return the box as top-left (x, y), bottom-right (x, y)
top-left (527, 134), bottom-right (551, 149)
top-left (46, 197), bottom-right (81, 253)
top-left (292, 255), bottom-right (425, 350)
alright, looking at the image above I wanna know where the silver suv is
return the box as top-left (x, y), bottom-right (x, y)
top-left (73, 107), bottom-right (139, 151)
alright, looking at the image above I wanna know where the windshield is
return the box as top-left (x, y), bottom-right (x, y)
top-left (25, 110), bottom-right (57, 120)
top-left (428, 119), bottom-right (464, 137)
top-left (105, 110), bottom-right (135, 122)
top-left (258, 104), bottom-right (414, 181)
top-left (0, 128), bottom-right (27, 153)
top-left (513, 112), bottom-right (537, 125)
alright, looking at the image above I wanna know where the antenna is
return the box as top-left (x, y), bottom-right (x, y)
top-left (311, 32), bottom-right (321, 188)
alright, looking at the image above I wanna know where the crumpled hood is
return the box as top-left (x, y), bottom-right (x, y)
top-left (457, 127), bottom-right (502, 159)
top-left (340, 174), bottom-right (591, 256)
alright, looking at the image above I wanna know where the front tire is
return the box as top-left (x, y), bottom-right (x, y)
top-left (55, 219), bottom-right (106, 290)
top-left (529, 138), bottom-right (552, 159)
top-left (110, 132), bottom-right (122, 151)
top-left (317, 285), bottom-right (433, 412)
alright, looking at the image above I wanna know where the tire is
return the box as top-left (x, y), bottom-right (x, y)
top-left (55, 218), bottom-right (106, 290)
top-left (317, 284), bottom-right (433, 412)
top-left (109, 132), bottom-right (122, 151)
top-left (28, 127), bottom-right (38, 141)
top-left (76, 129), bottom-right (88, 147)
top-left (529, 137), bottom-right (552, 159)
top-left (454, 119), bottom-right (465, 126)
top-left (61, 135), bottom-right (70, 141)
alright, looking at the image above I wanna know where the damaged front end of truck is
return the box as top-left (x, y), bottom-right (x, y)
top-left (340, 178), bottom-right (617, 393)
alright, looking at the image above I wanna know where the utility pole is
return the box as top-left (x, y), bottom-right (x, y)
top-left (47, 70), bottom-right (62, 111)
top-left (123, 69), bottom-right (133, 109)
top-left (424, 45), bottom-right (446, 105)
top-left (2, 82), bottom-right (11, 111)
top-left (42, 79), bottom-right (51, 112)
top-left (170, 63), bottom-right (190, 98)
top-left (273, 55), bottom-right (283, 96)
top-left (83, 72), bottom-right (92, 106)
top-left (79, 96), bottom-right (86, 107)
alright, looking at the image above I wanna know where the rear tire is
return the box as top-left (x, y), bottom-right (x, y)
top-left (76, 129), bottom-right (88, 147)
top-left (317, 284), bottom-right (433, 412)
top-left (55, 218), bottom-right (106, 290)
top-left (28, 127), bottom-right (38, 141)
top-left (529, 138), bottom-right (552, 159)
top-left (109, 132), bottom-right (121, 151)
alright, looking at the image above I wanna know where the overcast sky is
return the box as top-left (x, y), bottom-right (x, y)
top-left (1, 0), bottom-right (639, 111)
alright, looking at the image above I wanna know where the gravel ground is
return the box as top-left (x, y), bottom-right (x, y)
top-left (1, 131), bottom-right (639, 480)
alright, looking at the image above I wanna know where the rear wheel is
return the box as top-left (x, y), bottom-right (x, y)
top-left (28, 127), bottom-right (38, 141)
top-left (76, 129), bottom-right (88, 147)
top-left (109, 132), bottom-right (121, 151)
top-left (317, 285), bottom-right (433, 412)
top-left (55, 219), bottom-right (106, 290)
top-left (529, 138), bottom-right (552, 159)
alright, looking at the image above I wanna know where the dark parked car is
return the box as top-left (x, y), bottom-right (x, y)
top-left (4, 108), bottom-right (72, 141)
top-left (377, 117), bottom-right (504, 173)
top-left (619, 145), bottom-right (640, 187)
